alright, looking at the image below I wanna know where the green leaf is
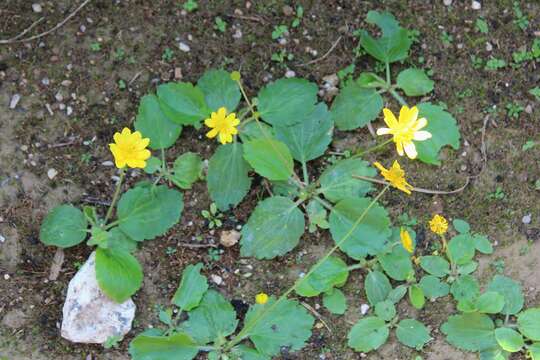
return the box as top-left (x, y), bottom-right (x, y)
top-left (274, 103), bottom-right (333, 163)
top-left (441, 313), bottom-right (497, 351)
top-left (106, 227), bottom-right (138, 253)
top-left (409, 285), bottom-right (425, 309)
top-left (387, 285), bottom-right (408, 304)
top-left (357, 72), bottom-right (386, 88)
top-left (359, 11), bottom-right (412, 63)
top-left (171, 263), bottom-right (208, 311)
top-left (365, 271), bottom-right (392, 306)
top-left (170, 152), bottom-right (203, 189)
top-left (244, 297), bottom-right (314, 356)
top-left (230, 345), bottom-right (271, 360)
top-left (528, 343), bottom-right (540, 359)
top-left (458, 261), bottom-right (478, 275)
top-left (347, 317), bottom-right (389, 353)
top-left (487, 275), bottom-right (524, 315)
top-left (95, 248), bottom-right (143, 303)
top-left (374, 300), bottom-right (396, 321)
top-left (134, 94), bottom-right (182, 150)
top-left (415, 103), bottom-right (461, 165)
top-left (476, 291), bottom-right (505, 314)
top-left (479, 347), bottom-right (510, 360)
top-left (129, 332), bottom-right (199, 360)
top-left (182, 290), bottom-right (238, 344)
top-left (378, 243), bottom-right (413, 281)
top-left (452, 219), bottom-right (470, 233)
top-left (197, 69), bottom-right (240, 112)
top-left (451, 275), bottom-right (480, 303)
top-left (257, 78), bottom-right (318, 127)
top-left (530, 87), bottom-right (540, 101)
top-left (323, 288), bottom-right (347, 315)
top-left (419, 275), bottom-right (450, 299)
top-left (419, 255), bottom-right (450, 278)
top-left (329, 198), bottom-right (391, 260)
top-left (518, 308), bottom-right (540, 341)
top-left (243, 138), bottom-right (294, 181)
top-left (319, 158), bottom-right (375, 203)
top-left (448, 233), bottom-right (476, 265)
top-left (207, 143), bottom-right (252, 211)
top-left (330, 82), bottom-right (383, 130)
top-left (295, 256), bottom-right (348, 297)
top-left (144, 156), bottom-right (162, 174)
top-left (396, 319), bottom-right (431, 350)
top-left (157, 82), bottom-right (209, 126)
top-left (40, 205), bottom-right (87, 248)
top-left (473, 234), bottom-right (493, 254)
top-left (396, 68), bottom-right (434, 96)
top-left (239, 121), bottom-right (275, 143)
top-left (117, 186), bottom-right (183, 241)
top-left (495, 328), bottom-right (524, 352)
top-left (240, 196), bottom-right (305, 259)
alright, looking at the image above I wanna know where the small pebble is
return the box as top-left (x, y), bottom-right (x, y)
top-left (66, 106), bottom-right (73, 116)
top-left (471, 1), bottom-right (481, 10)
top-left (232, 29), bottom-right (242, 39)
top-left (174, 67), bottom-right (183, 80)
top-left (210, 274), bottom-right (223, 286)
top-left (32, 3), bottom-right (42, 13)
top-left (443, 0), bottom-right (452, 5)
top-left (522, 214), bottom-right (532, 225)
top-left (525, 105), bottom-right (533, 114)
top-left (47, 168), bottom-right (58, 180)
top-left (55, 92), bottom-right (63, 102)
top-left (41, 77), bottom-right (50, 86)
top-left (360, 304), bottom-right (370, 315)
top-left (9, 94), bottom-right (21, 109)
top-left (486, 42), bottom-right (493, 51)
top-left (4, 274), bottom-right (10, 280)
top-left (285, 70), bottom-right (296, 78)
top-left (178, 42), bottom-right (190, 52)
top-left (282, 5), bottom-right (294, 16)
top-left (0, 234), bottom-right (5, 243)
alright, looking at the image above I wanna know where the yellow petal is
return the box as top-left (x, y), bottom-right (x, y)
top-left (383, 108), bottom-right (398, 128)
top-left (206, 128), bottom-right (218, 139)
top-left (373, 161), bottom-right (386, 173)
top-left (205, 117), bottom-right (216, 127)
top-left (218, 107), bottom-right (227, 118)
top-left (403, 142), bottom-right (417, 159)
top-left (413, 117), bottom-right (427, 131)
top-left (376, 127), bottom-right (391, 136)
top-left (413, 130), bottom-right (432, 141)
top-left (121, 128), bottom-right (131, 136)
top-left (398, 106), bottom-right (411, 124)
top-left (396, 141), bottom-right (404, 156)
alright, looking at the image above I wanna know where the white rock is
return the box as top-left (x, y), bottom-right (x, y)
top-left (47, 168), bottom-right (58, 180)
top-left (9, 94), bottom-right (21, 109)
top-left (4, 274), bottom-right (10, 280)
top-left (101, 160), bottom-right (114, 166)
top-left (285, 70), bottom-right (296, 78)
top-left (443, 0), bottom-right (452, 5)
top-left (471, 1), bottom-right (481, 10)
top-left (522, 214), bottom-right (532, 224)
top-left (360, 303), bottom-right (370, 315)
top-left (210, 274), bottom-right (223, 286)
top-left (220, 230), bottom-right (240, 247)
top-left (486, 42), bottom-right (493, 51)
top-left (0, 234), bottom-right (5, 243)
top-left (178, 42), bottom-right (190, 52)
top-left (61, 252), bottom-right (136, 344)
top-left (32, 3), bottom-right (42, 13)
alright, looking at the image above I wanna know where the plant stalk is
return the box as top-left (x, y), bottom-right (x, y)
top-left (104, 169), bottom-right (125, 223)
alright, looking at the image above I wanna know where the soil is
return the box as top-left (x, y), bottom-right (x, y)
top-left (1, 1), bottom-right (540, 359)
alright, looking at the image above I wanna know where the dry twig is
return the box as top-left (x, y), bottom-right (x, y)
top-left (0, 0), bottom-right (92, 45)
top-left (299, 36), bottom-right (342, 67)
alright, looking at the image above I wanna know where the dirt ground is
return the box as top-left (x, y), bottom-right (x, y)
top-left (1, 0), bottom-right (539, 359)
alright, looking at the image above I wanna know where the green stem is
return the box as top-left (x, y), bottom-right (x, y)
top-left (389, 88), bottom-right (408, 106)
top-left (301, 161), bottom-right (309, 185)
top-left (353, 138), bottom-right (392, 158)
top-left (347, 263), bottom-right (365, 271)
top-left (104, 169), bottom-right (125, 223)
top-left (314, 196), bottom-right (334, 212)
top-left (385, 61), bottom-right (391, 86)
top-left (224, 186), bottom-right (389, 351)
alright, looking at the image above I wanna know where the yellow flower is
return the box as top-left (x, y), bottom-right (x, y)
top-left (373, 161), bottom-right (413, 195)
top-left (429, 214), bottom-right (448, 236)
top-left (400, 228), bottom-right (414, 253)
top-left (255, 292), bottom-right (269, 305)
top-left (109, 128), bottom-right (151, 169)
top-left (376, 105), bottom-right (432, 159)
top-left (204, 107), bottom-right (239, 144)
